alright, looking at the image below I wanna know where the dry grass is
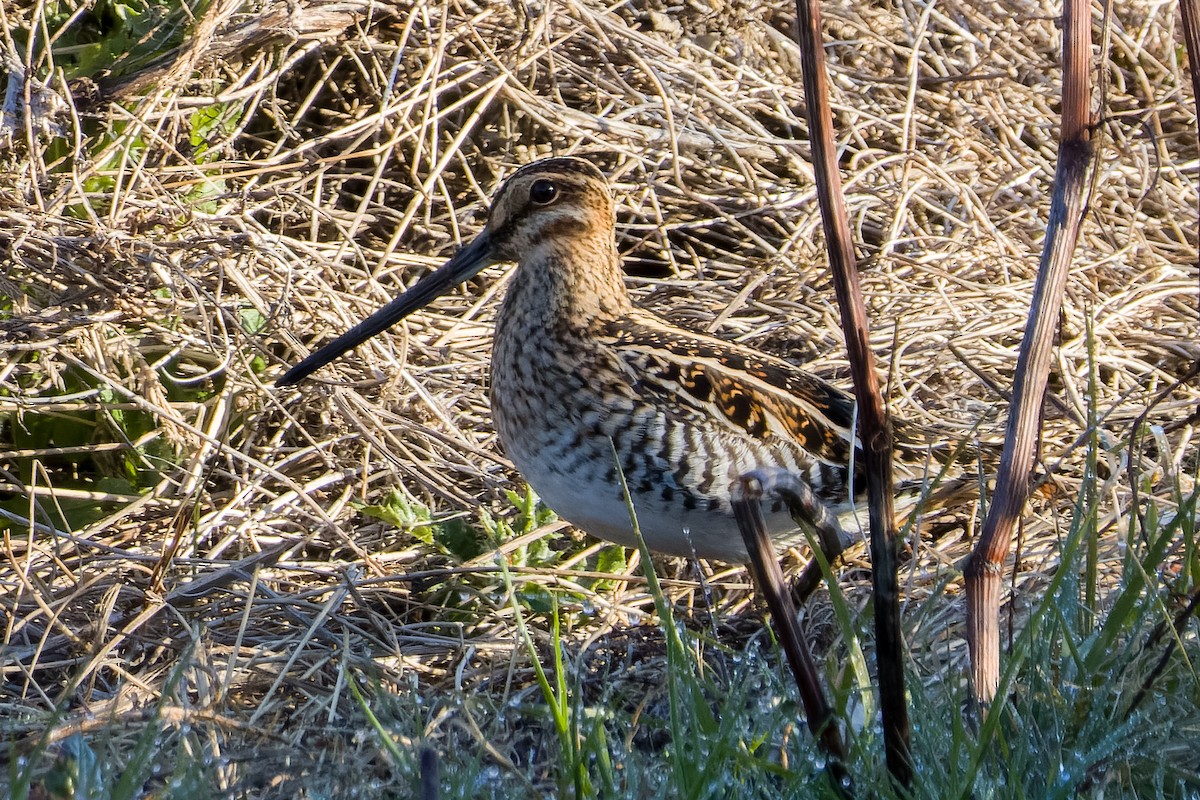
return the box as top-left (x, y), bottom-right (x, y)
top-left (1, 0), bottom-right (1198, 795)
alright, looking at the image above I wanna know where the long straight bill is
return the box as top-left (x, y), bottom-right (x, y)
top-left (277, 232), bottom-right (494, 386)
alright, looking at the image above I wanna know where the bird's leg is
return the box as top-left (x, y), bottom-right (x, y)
top-left (741, 469), bottom-right (854, 602)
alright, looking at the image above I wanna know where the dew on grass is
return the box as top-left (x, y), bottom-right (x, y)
top-left (478, 764), bottom-right (502, 786)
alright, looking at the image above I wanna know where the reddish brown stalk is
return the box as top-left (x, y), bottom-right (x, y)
top-left (790, 0), bottom-right (911, 784)
top-left (1180, 0), bottom-right (1200, 277)
top-left (732, 479), bottom-right (852, 798)
top-left (964, 0), bottom-right (1093, 704)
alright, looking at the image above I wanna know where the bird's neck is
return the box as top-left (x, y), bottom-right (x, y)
top-left (501, 236), bottom-right (632, 329)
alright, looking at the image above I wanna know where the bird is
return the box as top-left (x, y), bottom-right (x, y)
top-left (278, 156), bottom-right (977, 563)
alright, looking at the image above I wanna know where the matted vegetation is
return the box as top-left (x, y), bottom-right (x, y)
top-left (1, 0), bottom-right (1197, 796)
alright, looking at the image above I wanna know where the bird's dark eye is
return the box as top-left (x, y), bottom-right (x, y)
top-left (529, 179), bottom-right (558, 205)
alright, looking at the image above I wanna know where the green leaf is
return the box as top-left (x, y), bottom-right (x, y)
top-left (239, 307), bottom-right (267, 335)
top-left (436, 517), bottom-right (483, 562)
top-left (355, 489), bottom-right (435, 543)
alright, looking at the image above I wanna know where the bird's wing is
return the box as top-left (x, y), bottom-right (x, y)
top-left (601, 312), bottom-right (861, 469)
top-left (602, 312), bottom-right (983, 472)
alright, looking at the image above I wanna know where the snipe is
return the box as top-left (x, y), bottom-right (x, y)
top-left (279, 157), bottom-right (971, 562)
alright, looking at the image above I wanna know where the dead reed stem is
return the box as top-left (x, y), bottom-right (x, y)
top-left (965, 0), bottom-right (1094, 704)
